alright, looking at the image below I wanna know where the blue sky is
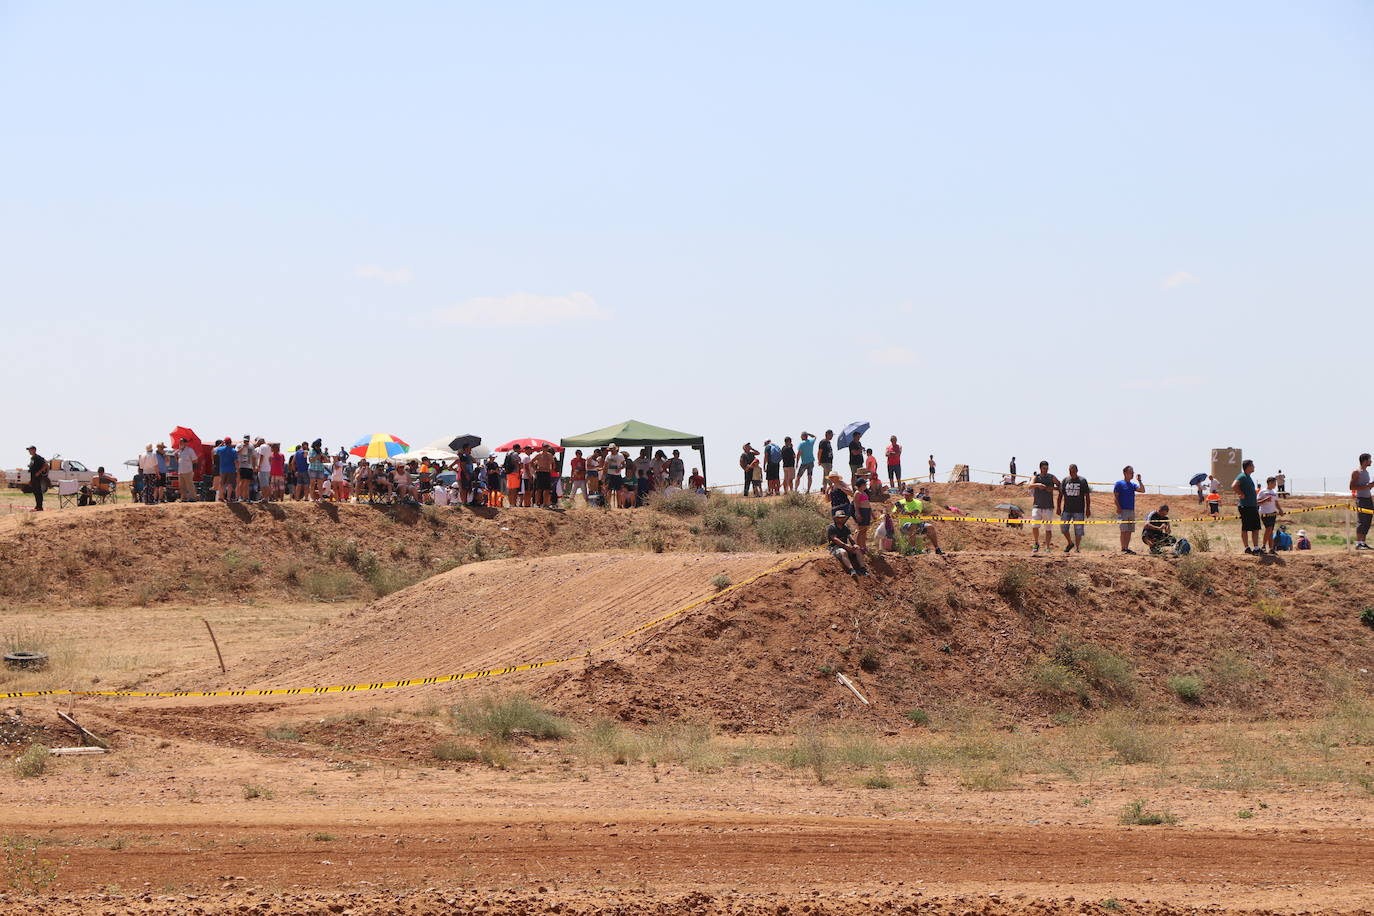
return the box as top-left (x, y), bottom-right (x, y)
top-left (2, 2), bottom-right (1371, 491)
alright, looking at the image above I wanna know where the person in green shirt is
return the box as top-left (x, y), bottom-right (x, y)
top-left (894, 487), bottom-right (945, 555)
top-left (1231, 459), bottom-right (1263, 555)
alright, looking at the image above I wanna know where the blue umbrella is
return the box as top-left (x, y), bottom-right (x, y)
top-left (1189, 472), bottom-right (1207, 487)
top-left (837, 421), bottom-right (870, 449)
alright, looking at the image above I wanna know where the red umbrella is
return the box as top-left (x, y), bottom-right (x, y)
top-left (169, 426), bottom-right (212, 480)
top-left (493, 437), bottom-right (563, 452)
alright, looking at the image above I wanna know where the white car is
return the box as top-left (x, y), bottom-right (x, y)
top-left (6, 458), bottom-right (98, 489)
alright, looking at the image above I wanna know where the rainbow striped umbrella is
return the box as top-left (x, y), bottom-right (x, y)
top-left (349, 433), bottom-right (410, 460)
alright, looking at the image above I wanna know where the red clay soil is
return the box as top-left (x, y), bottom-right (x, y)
top-left (9, 818), bottom-right (1374, 915)
top-left (546, 551), bottom-right (1374, 730)
top-left (147, 547), bottom-right (1374, 731)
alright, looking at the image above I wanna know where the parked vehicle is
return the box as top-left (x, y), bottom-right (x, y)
top-left (5, 457), bottom-right (97, 490)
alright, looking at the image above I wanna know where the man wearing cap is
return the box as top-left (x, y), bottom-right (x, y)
top-left (604, 443), bottom-right (626, 508)
top-left (214, 437), bottom-right (239, 502)
top-left (254, 437), bottom-right (272, 503)
top-left (235, 435), bottom-right (255, 502)
top-left (176, 437), bottom-right (198, 501)
top-left (138, 444), bottom-right (160, 504)
top-left (895, 487), bottom-right (945, 555)
top-left (827, 510), bottom-right (868, 577)
top-left (25, 446), bottom-right (48, 511)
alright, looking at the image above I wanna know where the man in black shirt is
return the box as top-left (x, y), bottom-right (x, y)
top-left (817, 430), bottom-right (835, 493)
top-left (1142, 505), bottom-right (1173, 553)
top-left (26, 446), bottom-right (48, 512)
top-left (1055, 462), bottom-right (1091, 553)
top-left (780, 436), bottom-right (796, 494)
top-left (847, 434), bottom-right (865, 484)
top-left (1029, 460), bottom-right (1060, 554)
top-left (827, 511), bottom-right (868, 577)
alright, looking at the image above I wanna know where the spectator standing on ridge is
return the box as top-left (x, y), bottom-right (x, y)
top-left (138, 444), bottom-right (159, 503)
top-left (176, 437), bottom-right (198, 501)
top-left (1232, 459), bottom-right (1262, 554)
top-left (864, 448), bottom-right (879, 488)
top-left (1056, 462), bottom-right (1091, 553)
top-left (795, 432), bottom-right (817, 493)
top-left (1009, 457), bottom-right (1017, 480)
top-left (567, 449), bottom-right (588, 503)
top-left (603, 443), bottom-right (627, 508)
top-left (236, 435), bottom-right (255, 502)
top-left (763, 439), bottom-right (782, 496)
top-left (25, 446), bottom-right (48, 511)
top-left (1257, 475), bottom-right (1282, 554)
top-left (669, 449), bottom-right (685, 488)
top-left (739, 443), bottom-right (758, 496)
top-left (1113, 465), bottom-right (1145, 554)
top-left (531, 444), bottom-right (557, 509)
top-left (847, 433), bottom-right (865, 485)
top-left (826, 510), bottom-right (868, 577)
top-left (1276, 469), bottom-right (1287, 496)
top-left (1351, 453), bottom-right (1373, 550)
top-left (154, 443), bottom-right (168, 502)
top-left (886, 436), bottom-right (902, 489)
top-left (1029, 460), bottom-right (1060, 554)
top-left (780, 437), bottom-right (796, 493)
top-left (268, 443), bottom-right (286, 501)
top-left (928, 454), bottom-right (936, 483)
top-left (254, 437), bottom-right (272, 503)
top-left (216, 437), bottom-right (240, 502)
top-left (818, 430), bottom-right (835, 493)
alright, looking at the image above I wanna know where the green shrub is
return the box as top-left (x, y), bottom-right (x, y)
top-left (863, 769), bottom-right (894, 789)
top-left (241, 783), bottom-right (273, 800)
top-left (904, 708), bottom-right (930, 727)
top-left (702, 503), bottom-right (744, 535)
top-left (13, 744), bottom-right (48, 778)
top-left (710, 573), bottom-right (732, 590)
top-left (785, 729), bottom-right (833, 784)
top-left (432, 740), bottom-right (480, 762)
top-left (649, 490), bottom-right (705, 517)
top-left (1255, 599), bottom-right (1285, 628)
top-left (1119, 799), bottom-right (1177, 825)
top-left (1049, 637), bottom-right (1137, 703)
top-left (1100, 714), bottom-right (1171, 765)
top-left (1166, 674), bottom-right (1205, 704)
top-left (264, 725), bottom-right (301, 741)
top-left (859, 648), bottom-right (881, 673)
top-left (996, 563), bottom-right (1033, 600)
top-left (451, 694), bottom-right (570, 743)
top-left (780, 491), bottom-right (817, 510)
top-left (1361, 607), bottom-right (1374, 629)
top-left (302, 569), bottom-right (355, 601)
top-left (1030, 661), bottom-right (1090, 704)
top-left (1176, 555), bottom-right (1210, 591)
top-left (755, 506), bottom-right (827, 550)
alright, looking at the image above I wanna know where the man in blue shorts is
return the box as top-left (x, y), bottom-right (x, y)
top-left (1113, 465), bottom-right (1145, 554)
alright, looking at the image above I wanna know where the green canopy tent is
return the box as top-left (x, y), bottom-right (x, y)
top-left (560, 420), bottom-right (708, 483)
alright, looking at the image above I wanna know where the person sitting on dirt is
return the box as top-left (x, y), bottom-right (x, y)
top-left (1296, 529), bottom-right (1311, 550)
top-left (1141, 504), bottom-right (1174, 553)
top-left (827, 511), bottom-right (868, 577)
top-left (827, 473), bottom-right (854, 518)
top-left (895, 487), bottom-right (945, 555)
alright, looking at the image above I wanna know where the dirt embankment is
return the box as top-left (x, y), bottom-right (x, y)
top-left (548, 551), bottom-right (1374, 730)
top-left (173, 546), bottom-right (1374, 730)
top-left (0, 501), bottom-right (712, 607)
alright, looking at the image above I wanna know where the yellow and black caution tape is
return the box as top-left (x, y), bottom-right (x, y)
top-left (0, 550), bottom-right (816, 701)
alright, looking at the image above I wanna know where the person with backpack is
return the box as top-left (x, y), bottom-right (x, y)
top-left (763, 439), bottom-right (782, 496)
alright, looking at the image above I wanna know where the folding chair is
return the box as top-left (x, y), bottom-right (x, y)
top-left (57, 479), bottom-right (80, 509)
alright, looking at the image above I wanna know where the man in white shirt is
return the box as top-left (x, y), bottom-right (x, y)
top-left (254, 438), bottom-right (272, 503)
top-left (1257, 476), bottom-right (1283, 555)
top-left (176, 438), bottom-right (199, 501)
top-left (138, 444), bottom-right (160, 504)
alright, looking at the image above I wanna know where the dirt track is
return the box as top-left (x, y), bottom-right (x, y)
top-left (6, 814), bottom-right (1372, 914)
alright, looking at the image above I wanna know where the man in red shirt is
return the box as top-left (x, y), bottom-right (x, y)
top-left (885, 436), bottom-right (903, 489)
top-left (567, 449), bottom-right (588, 505)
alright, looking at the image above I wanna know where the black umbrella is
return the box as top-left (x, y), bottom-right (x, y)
top-left (449, 434), bottom-right (482, 452)
top-left (1189, 472), bottom-right (1208, 487)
